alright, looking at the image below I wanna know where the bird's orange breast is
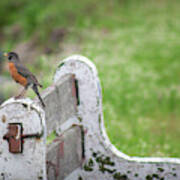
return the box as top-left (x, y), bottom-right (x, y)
top-left (8, 62), bottom-right (27, 87)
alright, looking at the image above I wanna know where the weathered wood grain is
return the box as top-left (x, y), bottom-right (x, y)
top-left (41, 74), bottom-right (77, 135)
top-left (47, 126), bottom-right (82, 180)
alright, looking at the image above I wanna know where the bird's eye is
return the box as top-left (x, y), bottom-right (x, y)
top-left (8, 56), bottom-right (12, 60)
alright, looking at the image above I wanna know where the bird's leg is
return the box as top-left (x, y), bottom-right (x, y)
top-left (15, 87), bottom-right (27, 99)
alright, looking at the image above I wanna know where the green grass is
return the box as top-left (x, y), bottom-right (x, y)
top-left (1, 0), bottom-right (180, 157)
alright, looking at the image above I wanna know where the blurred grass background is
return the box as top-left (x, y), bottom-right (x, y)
top-left (0, 0), bottom-right (180, 157)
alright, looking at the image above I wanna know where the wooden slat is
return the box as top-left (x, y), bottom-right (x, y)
top-left (46, 126), bottom-right (82, 180)
top-left (41, 74), bottom-right (77, 135)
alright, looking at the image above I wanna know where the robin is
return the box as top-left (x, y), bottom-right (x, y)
top-left (4, 52), bottom-right (45, 107)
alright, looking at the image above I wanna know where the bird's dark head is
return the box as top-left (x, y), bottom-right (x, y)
top-left (4, 52), bottom-right (20, 62)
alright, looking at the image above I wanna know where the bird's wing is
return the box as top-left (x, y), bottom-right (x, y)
top-left (15, 63), bottom-right (32, 78)
top-left (15, 63), bottom-right (39, 85)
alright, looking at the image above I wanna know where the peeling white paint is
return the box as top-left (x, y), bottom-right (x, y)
top-left (55, 55), bottom-right (180, 180)
top-left (0, 98), bottom-right (46, 180)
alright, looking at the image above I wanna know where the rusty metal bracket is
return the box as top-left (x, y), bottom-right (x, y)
top-left (3, 123), bottom-right (43, 154)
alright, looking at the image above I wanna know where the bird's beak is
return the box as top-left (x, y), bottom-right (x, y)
top-left (3, 53), bottom-right (8, 57)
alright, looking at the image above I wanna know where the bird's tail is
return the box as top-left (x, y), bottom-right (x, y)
top-left (32, 84), bottom-right (45, 107)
